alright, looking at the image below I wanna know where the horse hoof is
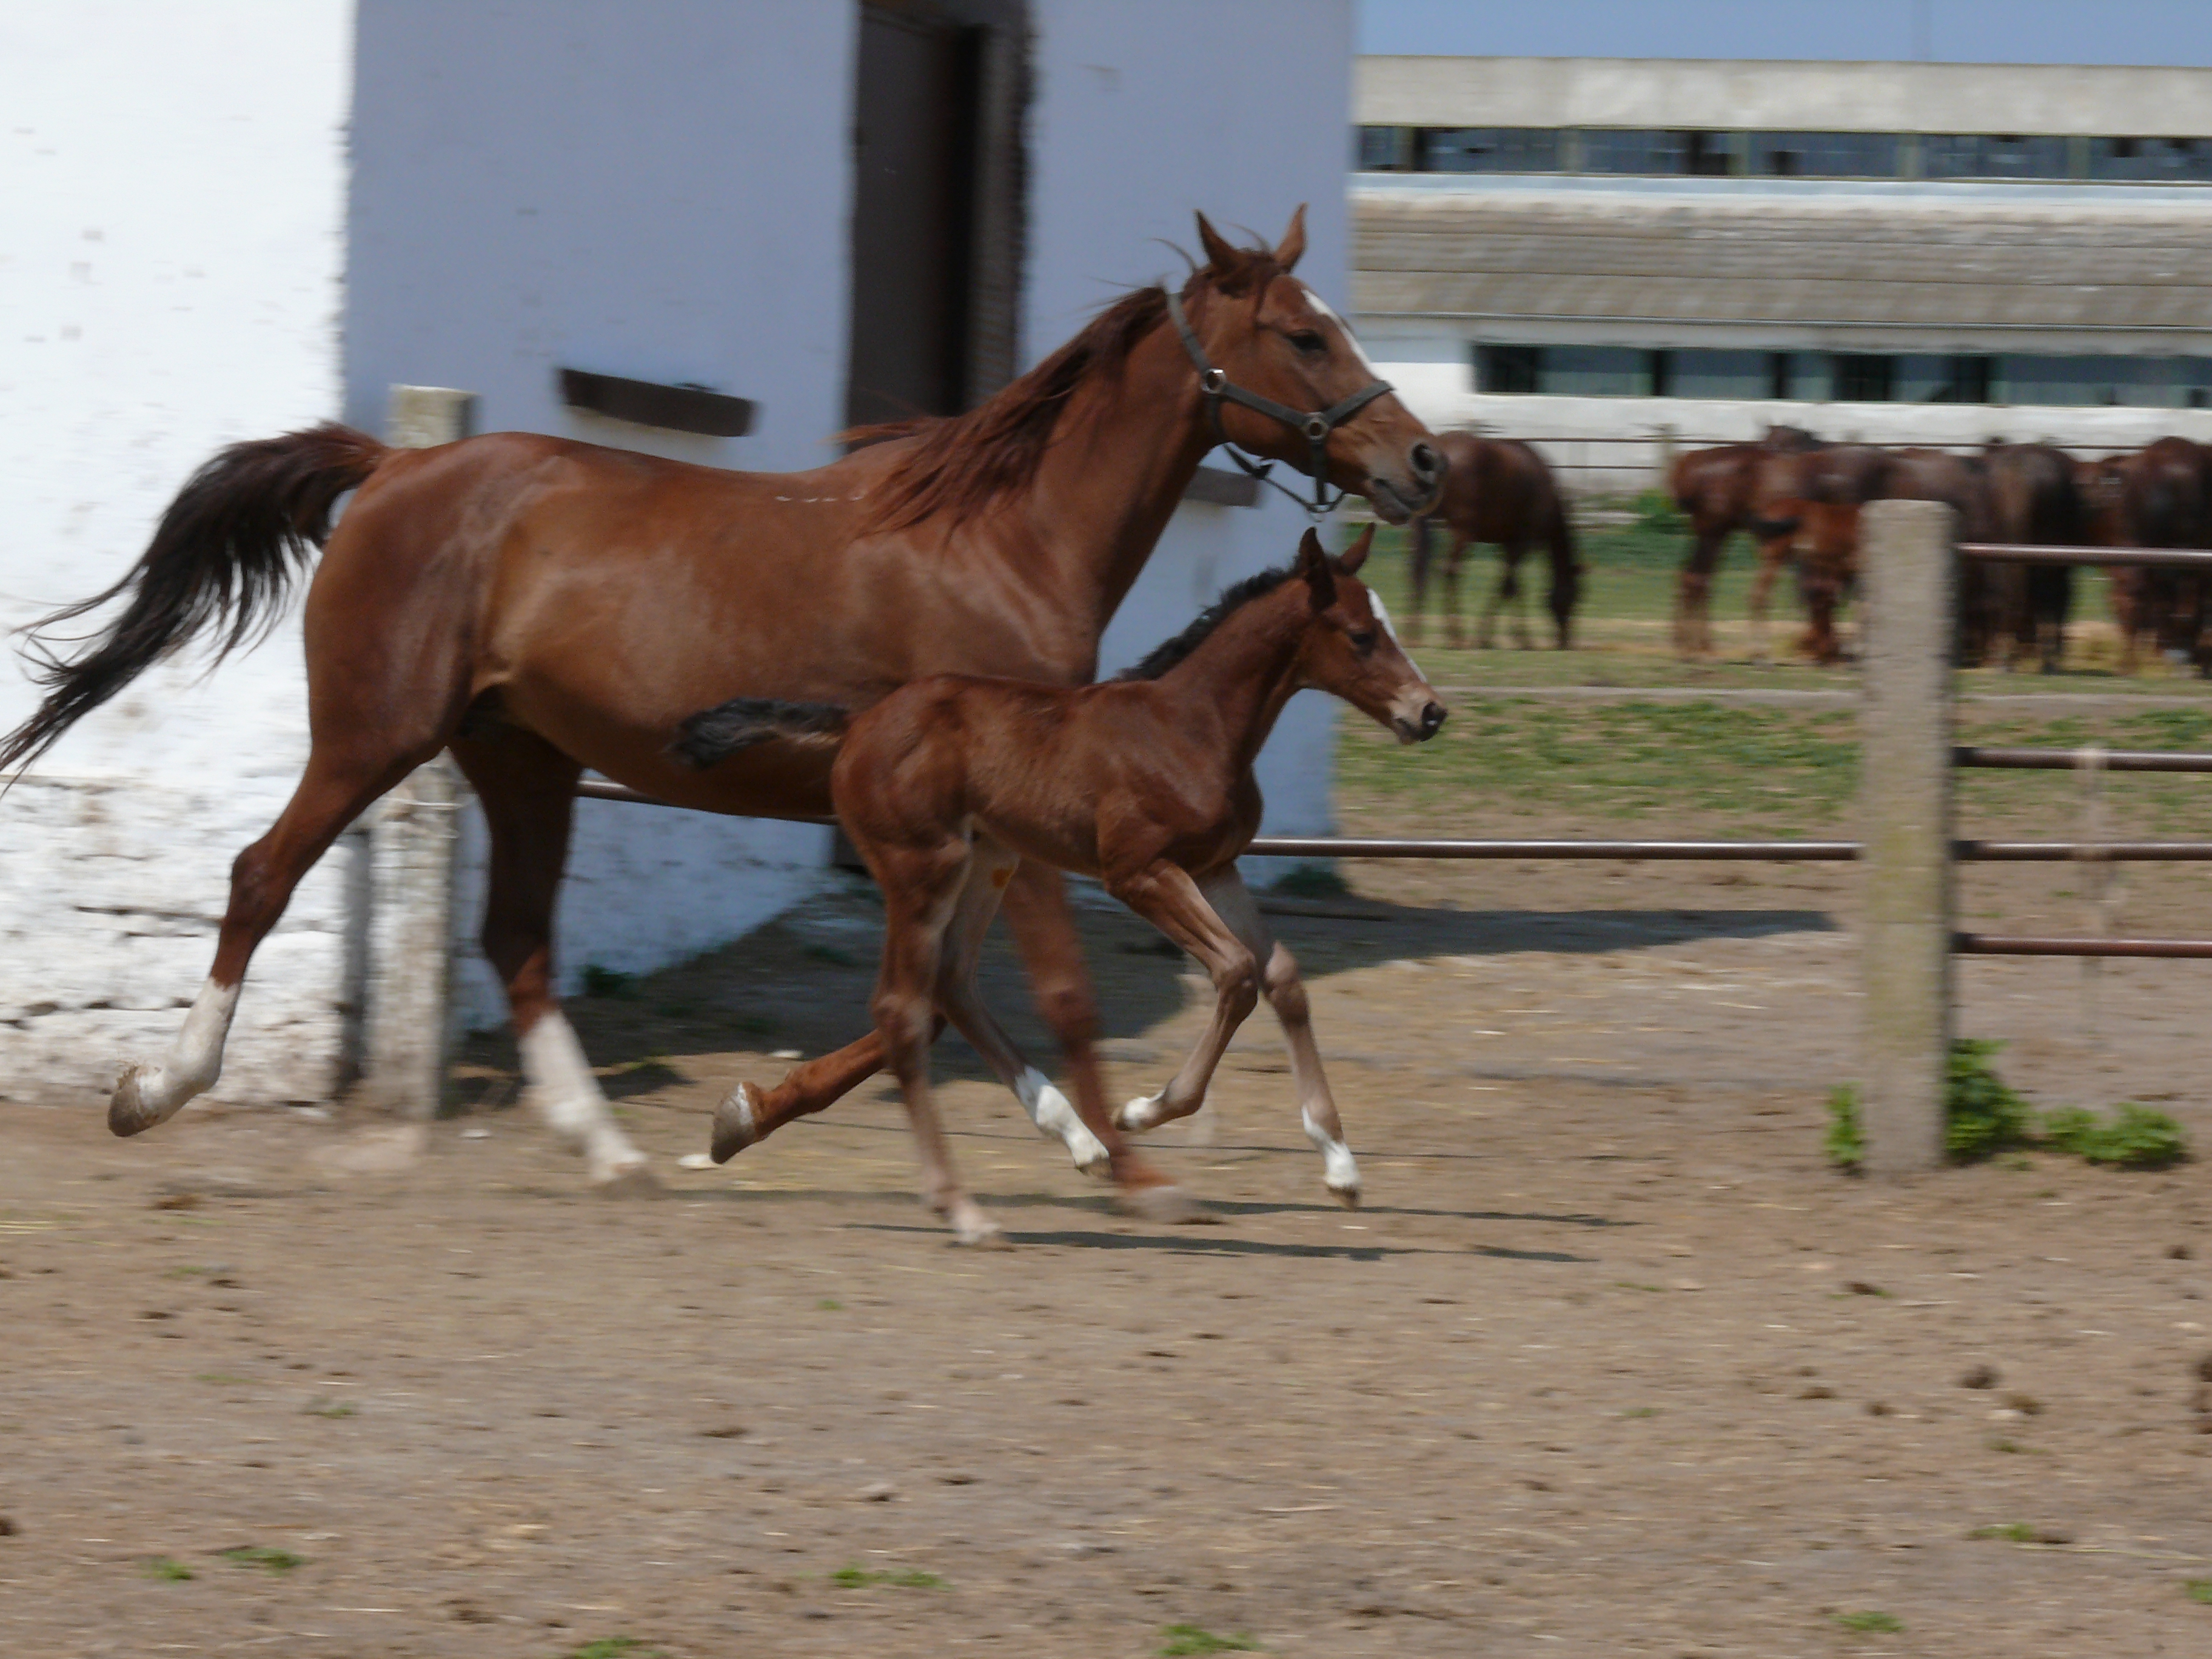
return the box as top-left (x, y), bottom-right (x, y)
top-left (1118, 1184), bottom-right (1203, 1226)
top-left (950, 1209), bottom-right (1010, 1248)
top-left (710, 1082), bottom-right (763, 1164)
top-left (109, 1064), bottom-right (159, 1137)
top-left (1329, 1181), bottom-right (1363, 1210)
top-left (1115, 1091), bottom-right (1165, 1134)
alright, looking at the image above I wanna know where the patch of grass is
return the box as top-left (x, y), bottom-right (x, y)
top-left (1834, 1609), bottom-right (1905, 1634)
top-left (1620, 1405), bottom-right (1659, 1418)
top-left (579, 964), bottom-right (635, 999)
top-left (2039, 1103), bottom-right (2190, 1168)
top-left (193, 1372), bottom-right (249, 1385)
top-left (829, 1563), bottom-right (946, 1590)
top-left (1945, 1039), bottom-right (2034, 1163)
top-left (1971, 1523), bottom-right (2037, 1542)
top-left (1160, 1626), bottom-right (1261, 1657)
top-left (570, 1641), bottom-right (654, 1659)
top-left (218, 1545), bottom-right (304, 1574)
top-left (2187, 1578), bottom-right (2212, 1604)
top-left (302, 1400), bottom-right (356, 1418)
top-left (144, 1556), bottom-right (193, 1581)
top-left (1269, 862), bottom-right (1351, 900)
top-left (816, 1298), bottom-right (844, 1312)
top-left (1615, 1281), bottom-right (1666, 1292)
top-left (1825, 1084), bottom-right (1864, 1171)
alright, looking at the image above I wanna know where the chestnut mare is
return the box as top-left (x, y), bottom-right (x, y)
top-left (1, 210), bottom-right (1442, 1210)
top-left (1667, 425), bottom-right (1823, 659)
top-left (675, 527), bottom-right (1445, 1244)
top-left (1405, 432), bottom-right (1581, 650)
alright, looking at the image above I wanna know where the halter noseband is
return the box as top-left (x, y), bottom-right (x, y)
top-left (1167, 287), bottom-right (1395, 520)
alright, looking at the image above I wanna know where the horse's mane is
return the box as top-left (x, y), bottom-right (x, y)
top-left (850, 240), bottom-right (1285, 534)
top-left (848, 285), bottom-right (1169, 532)
top-left (1113, 566), bottom-right (1295, 682)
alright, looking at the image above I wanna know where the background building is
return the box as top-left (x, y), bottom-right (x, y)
top-left (1, 0), bottom-right (1354, 1102)
top-left (1352, 56), bottom-right (2212, 489)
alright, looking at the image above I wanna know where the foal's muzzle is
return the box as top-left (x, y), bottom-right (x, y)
top-left (1392, 701), bottom-right (1449, 745)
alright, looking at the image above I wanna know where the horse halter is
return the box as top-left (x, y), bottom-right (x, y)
top-left (1166, 288), bottom-right (1395, 520)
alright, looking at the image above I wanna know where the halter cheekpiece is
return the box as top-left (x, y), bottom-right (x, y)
top-left (1167, 287), bottom-right (1395, 520)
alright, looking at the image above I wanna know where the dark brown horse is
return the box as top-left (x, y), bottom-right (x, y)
top-left (0, 210), bottom-right (1441, 1207)
top-left (1404, 432), bottom-right (1581, 649)
top-left (1667, 424), bottom-right (1823, 657)
top-left (1979, 441), bottom-right (2083, 672)
top-left (675, 527), bottom-right (1443, 1244)
top-left (2080, 438), bottom-right (2212, 674)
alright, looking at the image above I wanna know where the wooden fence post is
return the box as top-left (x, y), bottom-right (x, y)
top-left (1858, 498), bottom-right (1956, 1173)
top-left (361, 386), bottom-right (475, 1117)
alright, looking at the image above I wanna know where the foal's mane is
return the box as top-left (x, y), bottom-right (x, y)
top-left (1112, 567), bottom-right (1295, 682)
top-left (852, 240), bottom-right (1285, 534)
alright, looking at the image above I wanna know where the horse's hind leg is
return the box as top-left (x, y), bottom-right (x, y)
top-left (449, 729), bottom-right (648, 1187)
top-left (1111, 862), bottom-right (1259, 1136)
top-left (110, 737), bottom-right (432, 1136)
top-left (1440, 534), bottom-right (1470, 648)
top-left (1196, 868), bottom-right (1362, 1206)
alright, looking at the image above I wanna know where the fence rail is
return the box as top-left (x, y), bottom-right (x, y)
top-left (1958, 541), bottom-right (2212, 569)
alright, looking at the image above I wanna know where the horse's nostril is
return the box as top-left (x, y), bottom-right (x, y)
top-left (1420, 702), bottom-right (1447, 737)
top-left (1410, 441), bottom-right (1441, 481)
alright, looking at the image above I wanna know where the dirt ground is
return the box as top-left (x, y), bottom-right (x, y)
top-left (5, 834), bottom-right (2212, 1659)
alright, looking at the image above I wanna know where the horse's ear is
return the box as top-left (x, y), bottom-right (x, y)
top-left (1336, 523), bottom-right (1374, 575)
top-left (1196, 212), bottom-right (1250, 290)
top-left (1274, 204), bottom-right (1307, 272)
top-left (1297, 527), bottom-right (1337, 604)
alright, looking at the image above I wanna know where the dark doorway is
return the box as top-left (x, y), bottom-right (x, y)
top-left (845, 4), bottom-right (982, 428)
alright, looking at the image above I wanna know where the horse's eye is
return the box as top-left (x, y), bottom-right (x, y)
top-left (1349, 629), bottom-right (1378, 652)
top-left (1289, 330), bottom-right (1326, 354)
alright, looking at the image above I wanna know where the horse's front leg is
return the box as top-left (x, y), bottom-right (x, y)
top-left (1195, 869), bottom-right (1361, 1205)
top-left (1110, 862), bottom-right (1259, 1137)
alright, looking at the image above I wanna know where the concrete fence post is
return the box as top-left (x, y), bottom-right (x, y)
top-left (1858, 498), bottom-right (1956, 1173)
top-left (361, 385), bottom-right (475, 1117)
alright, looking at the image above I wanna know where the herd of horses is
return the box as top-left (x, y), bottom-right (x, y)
top-left (1406, 425), bottom-right (2212, 672)
top-left (0, 211), bottom-right (1453, 1242)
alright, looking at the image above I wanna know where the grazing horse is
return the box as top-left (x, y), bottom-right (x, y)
top-left (0, 209), bottom-right (1442, 1207)
top-left (675, 527), bottom-right (1445, 1244)
top-left (1667, 424), bottom-right (1823, 657)
top-left (1404, 432), bottom-right (1581, 649)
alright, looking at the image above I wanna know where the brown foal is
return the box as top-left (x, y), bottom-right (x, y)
top-left (1, 210), bottom-right (1441, 1205)
top-left (675, 526), bottom-right (1446, 1244)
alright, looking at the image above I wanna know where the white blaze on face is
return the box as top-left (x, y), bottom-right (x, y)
top-left (1297, 282), bottom-right (1386, 383)
top-left (1366, 588), bottom-right (1426, 679)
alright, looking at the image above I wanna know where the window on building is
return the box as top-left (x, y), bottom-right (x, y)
top-left (1895, 355), bottom-right (1996, 403)
top-left (1746, 132), bottom-right (1903, 178)
top-left (1357, 125), bottom-right (1410, 170)
top-left (1581, 130), bottom-right (1687, 175)
top-left (1473, 343), bottom-right (1541, 395)
top-left (1670, 349), bottom-right (1771, 398)
top-left (1834, 355), bottom-right (1897, 402)
top-left (1922, 134), bottom-right (2073, 179)
top-left (1544, 346), bottom-right (1654, 396)
top-left (2088, 136), bottom-right (2212, 182)
top-left (1417, 127), bottom-right (1561, 172)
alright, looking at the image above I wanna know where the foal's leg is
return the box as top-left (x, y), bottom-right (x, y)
top-left (1110, 862), bottom-right (1260, 1135)
top-left (871, 845), bottom-right (1004, 1246)
top-left (109, 739), bottom-right (427, 1135)
top-left (449, 730), bottom-right (649, 1186)
top-left (1196, 869), bottom-right (1362, 1205)
top-left (1746, 535), bottom-right (1788, 665)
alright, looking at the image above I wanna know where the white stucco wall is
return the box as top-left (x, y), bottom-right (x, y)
top-left (0, 1), bottom-right (354, 1104)
top-left (1030, 0), bottom-right (1356, 852)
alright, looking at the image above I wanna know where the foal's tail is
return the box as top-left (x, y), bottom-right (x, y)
top-left (1, 423), bottom-right (389, 778)
top-left (671, 697), bottom-right (851, 769)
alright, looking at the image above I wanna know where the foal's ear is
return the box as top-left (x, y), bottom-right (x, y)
top-left (1274, 204), bottom-right (1308, 273)
top-left (1335, 523), bottom-right (1375, 575)
top-left (1296, 527), bottom-right (1337, 604)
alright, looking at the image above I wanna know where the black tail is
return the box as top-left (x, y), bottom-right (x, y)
top-left (672, 697), bottom-right (851, 769)
top-left (1, 423), bottom-right (389, 779)
top-left (1546, 494), bottom-right (1583, 646)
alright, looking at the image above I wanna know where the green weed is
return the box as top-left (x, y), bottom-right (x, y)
top-left (570, 1641), bottom-right (652, 1659)
top-left (1160, 1626), bottom-right (1261, 1657)
top-left (1971, 1523), bottom-right (2036, 1542)
top-left (144, 1556), bottom-right (193, 1581)
top-left (1945, 1040), bottom-right (2034, 1162)
top-left (1825, 1084), bottom-right (1864, 1170)
top-left (218, 1546), bottom-right (303, 1574)
top-left (829, 1563), bottom-right (946, 1590)
top-left (2187, 1578), bottom-right (2212, 1604)
top-left (816, 1298), bottom-right (843, 1312)
top-left (302, 1400), bottom-right (356, 1419)
top-left (2039, 1103), bottom-right (2189, 1168)
top-left (1834, 1610), bottom-right (1904, 1634)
